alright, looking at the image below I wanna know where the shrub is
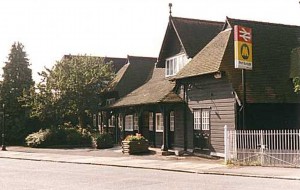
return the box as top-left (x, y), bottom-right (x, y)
top-left (25, 126), bottom-right (92, 148)
top-left (25, 129), bottom-right (52, 148)
top-left (6, 118), bottom-right (40, 145)
top-left (91, 132), bottom-right (101, 148)
top-left (124, 134), bottom-right (147, 142)
top-left (65, 128), bottom-right (83, 145)
top-left (76, 127), bottom-right (92, 145)
top-left (96, 133), bottom-right (114, 149)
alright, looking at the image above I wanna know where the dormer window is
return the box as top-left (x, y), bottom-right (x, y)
top-left (165, 53), bottom-right (188, 77)
top-left (106, 98), bottom-right (115, 106)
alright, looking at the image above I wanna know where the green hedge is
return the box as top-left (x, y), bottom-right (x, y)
top-left (96, 133), bottom-right (114, 149)
top-left (25, 127), bottom-right (92, 148)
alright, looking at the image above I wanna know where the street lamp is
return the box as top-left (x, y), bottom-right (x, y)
top-left (2, 104), bottom-right (6, 151)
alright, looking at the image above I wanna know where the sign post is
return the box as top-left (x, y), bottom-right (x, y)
top-left (234, 25), bottom-right (252, 70)
top-left (234, 25), bottom-right (252, 130)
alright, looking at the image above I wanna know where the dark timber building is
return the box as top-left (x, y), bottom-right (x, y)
top-left (100, 15), bottom-right (300, 157)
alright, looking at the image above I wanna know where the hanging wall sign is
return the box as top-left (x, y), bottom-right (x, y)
top-left (234, 25), bottom-right (252, 70)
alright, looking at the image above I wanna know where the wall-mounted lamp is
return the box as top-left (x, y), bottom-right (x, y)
top-left (214, 71), bottom-right (222, 79)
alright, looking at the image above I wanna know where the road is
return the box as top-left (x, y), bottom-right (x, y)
top-left (0, 158), bottom-right (299, 190)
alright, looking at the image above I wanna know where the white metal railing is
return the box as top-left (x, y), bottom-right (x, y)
top-left (224, 126), bottom-right (300, 167)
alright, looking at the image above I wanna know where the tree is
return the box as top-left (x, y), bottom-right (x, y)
top-left (23, 55), bottom-right (115, 128)
top-left (290, 48), bottom-right (300, 93)
top-left (1, 42), bottom-right (34, 144)
top-left (293, 77), bottom-right (300, 93)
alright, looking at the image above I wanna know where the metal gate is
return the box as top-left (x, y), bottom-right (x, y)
top-left (224, 126), bottom-right (300, 167)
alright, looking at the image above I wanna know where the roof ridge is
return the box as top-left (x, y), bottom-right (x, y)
top-left (172, 16), bottom-right (224, 25)
top-left (64, 54), bottom-right (127, 60)
top-left (127, 55), bottom-right (157, 60)
top-left (227, 17), bottom-right (300, 28)
top-left (104, 56), bottom-right (127, 59)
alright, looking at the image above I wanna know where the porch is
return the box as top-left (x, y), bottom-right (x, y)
top-left (98, 102), bottom-right (185, 153)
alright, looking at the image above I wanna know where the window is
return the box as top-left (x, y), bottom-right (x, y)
top-left (108, 115), bottom-right (115, 127)
top-left (156, 113), bottom-right (164, 132)
top-left (118, 116), bottom-right (123, 128)
top-left (201, 110), bottom-right (210, 130)
top-left (170, 111), bottom-right (175, 132)
top-left (106, 98), bottom-right (115, 106)
top-left (194, 111), bottom-right (201, 130)
top-left (125, 115), bottom-right (133, 131)
top-left (133, 113), bottom-right (138, 130)
top-left (165, 53), bottom-right (189, 77)
top-left (93, 114), bottom-right (97, 127)
top-left (149, 112), bottom-right (153, 131)
top-left (98, 112), bottom-right (102, 128)
top-left (98, 112), bottom-right (102, 132)
top-left (194, 109), bottom-right (210, 130)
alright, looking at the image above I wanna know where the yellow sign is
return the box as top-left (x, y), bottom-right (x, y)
top-left (234, 25), bottom-right (252, 70)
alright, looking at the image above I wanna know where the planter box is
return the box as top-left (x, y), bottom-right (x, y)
top-left (122, 140), bottom-right (149, 154)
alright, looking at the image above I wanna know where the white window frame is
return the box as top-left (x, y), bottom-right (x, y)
top-left (93, 114), bottom-right (97, 127)
top-left (165, 53), bottom-right (189, 77)
top-left (133, 113), bottom-right (138, 130)
top-left (118, 116), bottom-right (123, 128)
top-left (194, 110), bottom-right (201, 130)
top-left (106, 98), bottom-right (115, 106)
top-left (193, 109), bottom-right (210, 131)
top-left (108, 115), bottom-right (115, 128)
top-left (98, 112), bottom-right (102, 130)
top-left (170, 111), bottom-right (175, 132)
top-left (149, 112), bottom-right (153, 131)
top-left (201, 110), bottom-right (210, 130)
top-left (155, 113), bottom-right (164, 132)
top-left (125, 115), bottom-right (133, 131)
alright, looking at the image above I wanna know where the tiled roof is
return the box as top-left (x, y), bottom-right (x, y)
top-left (175, 17), bottom-right (300, 103)
top-left (157, 17), bottom-right (223, 67)
top-left (224, 17), bottom-right (300, 103)
top-left (175, 29), bottom-right (232, 79)
top-left (108, 68), bottom-right (183, 109)
top-left (104, 57), bottom-right (127, 72)
top-left (108, 63), bottom-right (129, 91)
top-left (62, 55), bottom-right (127, 73)
top-left (172, 17), bottom-right (224, 57)
top-left (108, 55), bottom-right (157, 98)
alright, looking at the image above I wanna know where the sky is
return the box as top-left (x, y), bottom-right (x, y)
top-left (0, 0), bottom-right (300, 82)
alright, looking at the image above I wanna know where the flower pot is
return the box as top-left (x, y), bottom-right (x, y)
top-left (122, 140), bottom-right (149, 154)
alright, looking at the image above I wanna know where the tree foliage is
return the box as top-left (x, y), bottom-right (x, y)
top-left (293, 77), bottom-right (300, 93)
top-left (23, 55), bottom-right (115, 128)
top-left (1, 42), bottom-right (34, 144)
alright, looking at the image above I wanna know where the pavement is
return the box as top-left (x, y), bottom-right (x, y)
top-left (1, 146), bottom-right (300, 180)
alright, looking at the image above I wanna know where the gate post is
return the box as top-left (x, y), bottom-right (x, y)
top-left (260, 130), bottom-right (265, 166)
top-left (224, 125), bottom-right (228, 163)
